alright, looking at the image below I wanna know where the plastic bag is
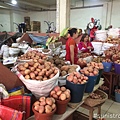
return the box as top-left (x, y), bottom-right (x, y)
top-left (16, 69), bottom-right (59, 98)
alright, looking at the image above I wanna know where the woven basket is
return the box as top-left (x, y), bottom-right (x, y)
top-left (84, 89), bottom-right (108, 107)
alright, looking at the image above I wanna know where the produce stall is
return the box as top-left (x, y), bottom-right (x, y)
top-left (1, 27), bottom-right (120, 120)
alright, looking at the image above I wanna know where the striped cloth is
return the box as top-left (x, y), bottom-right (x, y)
top-left (0, 95), bottom-right (31, 120)
top-left (0, 105), bottom-right (23, 120)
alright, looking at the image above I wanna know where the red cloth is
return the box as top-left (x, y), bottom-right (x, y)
top-left (0, 95), bottom-right (31, 120)
top-left (78, 42), bottom-right (93, 53)
top-left (0, 105), bottom-right (23, 120)
top-left (65, 37), bottom-right (78, 64)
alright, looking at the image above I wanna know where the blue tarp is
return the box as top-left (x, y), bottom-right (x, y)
top-left (29, 34), bottom-right (49, 45)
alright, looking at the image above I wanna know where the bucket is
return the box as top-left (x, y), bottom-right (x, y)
top-left (95, 69), bottom-right (103, 85)
top-left (102, 62), bottom-right (112, 72)
top-left (32, 105), bottom-right (56, 120)
top-left (85, 75), bottom-right (98, 93)
top-left (55, 97), bottom-right (70, 114)
top-left (115, 92), bottom-right (120, 103)
top-left (114, 63), bottom-right (120, 74)
top-left (66, 80), bottom-right (87, 103)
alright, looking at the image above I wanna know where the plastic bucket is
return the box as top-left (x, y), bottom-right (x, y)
top-left (32, 105), bottom-right (56, 120)
top-left (114, 63), bottom-right (120, 74)
top-left (102, 62), bottom-right (112, 72)
top-left (55, 97), bottom-right (70, 114)
top-left (66, 80), bottom-right (87, 103)
top-left (115, 92), bottom-right (120, 103)
top-left (95, 69), bottom-right (103, 85)
top-left (85, 75), bottom-right (98, 93)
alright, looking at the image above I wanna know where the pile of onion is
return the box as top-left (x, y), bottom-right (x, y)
top-left (80, 66), bottom-right (99, 76)
top-left (18, 50), bottom-right (47, 60)
top-left (33, 97), bottom-right (56, 114)
top-left (87, 62), bottom-right (104, 70)
top-left (67, 72), bottom-right (88, 84)
top-left (17, 60), bottom-right (58, 81)
top-left (50, 86), bottom-right (71, 101)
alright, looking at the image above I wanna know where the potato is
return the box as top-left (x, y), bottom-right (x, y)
top-left (34, 71), bottom-right (38, 75)
top-left (39, 105), bottom-right (45, 113)
top-left (51, 104), bottom-right (56, 110)
top-left (30, 72), bottom-right (35, 79)
top-left (39, 97), bottom-right (46, 102)
top-left (46, 98), bottom-right (53, 106)
top-left (43, 77), bottom-right (48, 81)
top-left (50, 90), bottom-right (56, 96)
top-left (30, 67), bottom-right (35, 72)
top-left (45, 105), bottom-right (52, 113)
top-left (25, 75), bottom-right (30, 79)
top-left (60, 87), bottom-right (66, 92)
top-left (24, 63), bottom-right (29, 68)
top-left (54, 86), bottom-right (60, 92)
top-left (49, 74), bottom-right (55, 79)
top-left (60, 93), bottom-right (67, 101)
top-left (20, 71), bottom-right (25, 76)
top-left (38, 59), bottom-right (44, 64)
top-left (24, 69), bottom-right (30, 75)
top-left (64, 91), bottom-right (70, 98)
top-left (61, 66), bottom-right (69, 71)
top-left (34, 104), bottom-right (40, 112)
top-left (52, 94), bottom-right (58, 99)
top-left (40, 101), bottom-right (46, 106)
top-left (28, 61), bottom-right (34, 66)
top-left (67, 75), bottom-right (73, 82)
top-left (50, 97), bottom-right (55, 103)
top-left (56, 90), bottom-right (62, 96)
top-left (34, 101), bottom-right (40, 106)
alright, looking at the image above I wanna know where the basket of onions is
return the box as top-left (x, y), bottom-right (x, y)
top-left (66, 72), bottom-right (88, 103)
top-left (32, 97), bottom-right (56, 120)
top-left (50, 86), bottom-right (71, 114)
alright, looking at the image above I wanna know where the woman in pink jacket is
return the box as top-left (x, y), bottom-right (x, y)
top-left (78, 33), bottom-right (94, 53)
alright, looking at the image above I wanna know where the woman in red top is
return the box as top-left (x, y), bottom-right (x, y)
top-left (65, 28), bottom-right (78, 64)
top-left (78, 33), bottom-right (94, 53)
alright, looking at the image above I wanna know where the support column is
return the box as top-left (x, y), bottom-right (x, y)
top-left (56, 0), bottom-right (70, 33)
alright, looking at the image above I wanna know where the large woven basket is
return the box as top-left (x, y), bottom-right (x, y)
top-left (84, 89), bottom-right (108, 107)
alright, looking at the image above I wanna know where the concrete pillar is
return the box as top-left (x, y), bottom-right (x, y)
top-left (56, 0), bottom-right (70, 33)
top-left (10, 10), bottom-right (14, 32)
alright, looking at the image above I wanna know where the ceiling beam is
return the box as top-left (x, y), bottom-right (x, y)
top-left (18, 0), bottom-right (50, 9)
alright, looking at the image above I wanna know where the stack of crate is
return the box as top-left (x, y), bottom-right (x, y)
top-left (31, 21), bottom-right (41, 32)
top-left (24, 16), bottom-right (31, 31)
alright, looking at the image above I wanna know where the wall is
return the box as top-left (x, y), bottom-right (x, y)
top-left (0, 9), bottom-right (11, 32)
top-left (24, 11), bottom-right (56, 33)
top-left (0, 0), bottom-right (120, 32)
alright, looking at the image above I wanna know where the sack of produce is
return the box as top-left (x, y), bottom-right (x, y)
top-left (15, 60), bottom-right (59, 98)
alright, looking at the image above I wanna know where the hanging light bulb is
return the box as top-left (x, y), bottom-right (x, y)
top-left (11, 0), bottom-right (17, 5)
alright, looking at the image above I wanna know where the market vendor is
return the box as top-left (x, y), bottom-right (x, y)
top-left (78, 33), bottom-right (94, 53)
top-left (65, 28), bottom-right (78, 64)
top-left (0, 41), bottom-right (11, 59)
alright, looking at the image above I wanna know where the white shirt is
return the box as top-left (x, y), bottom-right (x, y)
top-left (0, 45), bottom-right (9, 59)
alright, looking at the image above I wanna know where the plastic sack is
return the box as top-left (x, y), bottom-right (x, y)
top-left (0, 95), bottom-right (31, 120)
top-left (29, 34), bottom-right (49, 45)
top-left (95, 30), bottom-right (107, 41)
top-left (16, 69), bottom-right (59, 98)
top-left (107, 28), bottom-right (119, 39)
top-left (0, 105), bottom-right (23, 120)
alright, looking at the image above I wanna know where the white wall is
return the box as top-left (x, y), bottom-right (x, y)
top-left (24, 11), bottom-right (56, 33)
top-left (0, 9), bottom-right (11, 32)
top-left (0, 0), bottom-right (120, 32)
top-left (70, 7), bottom-right (103, 31)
